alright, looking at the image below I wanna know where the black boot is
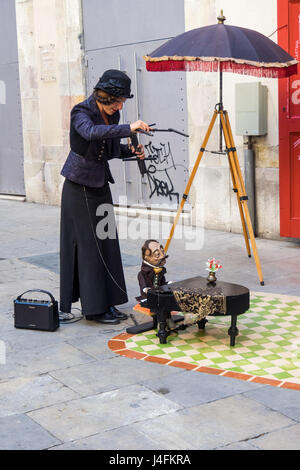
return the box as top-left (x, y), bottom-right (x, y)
top-left (109, 306), bottom-right (128, 320)
top-left (86, 312), bottom-right (120, 324)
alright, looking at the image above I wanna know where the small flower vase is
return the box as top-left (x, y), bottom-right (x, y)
top-left (207, 271), bottom-right (217, 283)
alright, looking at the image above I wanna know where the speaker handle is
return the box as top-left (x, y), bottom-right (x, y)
top-left (16, 289), bottom-right (56, 304)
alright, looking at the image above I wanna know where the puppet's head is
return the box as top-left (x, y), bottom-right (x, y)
top-left (142, 240), bottom-right (168, 268)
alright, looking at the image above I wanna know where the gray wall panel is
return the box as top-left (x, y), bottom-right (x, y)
top-left (82, 0), bottom-right (185, 51)
top-left (0, 0), bottom-right (19, 64)
top-left (83, 0), bottom-right (188, 208)
top-left (0, 63), bottom-right (24, 194)
top-left (0, 0), bottom-right (24, 195)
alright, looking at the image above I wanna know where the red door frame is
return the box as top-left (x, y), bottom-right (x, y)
top-left (278, 0), bottom-right (300, 238)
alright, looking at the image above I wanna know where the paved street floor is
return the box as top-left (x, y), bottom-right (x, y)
top-left (0, 199), bottom-right (300, 450)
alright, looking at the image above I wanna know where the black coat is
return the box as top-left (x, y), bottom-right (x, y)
top-left (60, 95), bottom-right (131, 315)
top-left (61, 94), bottom-right (133, 188)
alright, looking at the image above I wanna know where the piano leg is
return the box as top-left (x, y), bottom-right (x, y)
top-left (197, 318), bottom-right (208, 330)
top-left (155, 309), bottom-right (171, 344)
top-left (157, 319), bottom-right (170, 344)
top-left (228, 315), bottom-right (239, 347)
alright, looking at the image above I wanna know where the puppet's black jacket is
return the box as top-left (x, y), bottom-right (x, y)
top-left (136, 264), bottom-right (167, 301)
top-left (61, 94), bottom-right (133, 188)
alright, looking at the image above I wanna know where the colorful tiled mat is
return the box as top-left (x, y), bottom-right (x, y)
top-left (108, 292), bottom-right (300, 390)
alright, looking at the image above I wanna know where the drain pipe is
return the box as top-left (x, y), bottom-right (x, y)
top-left (243, 136), bottom-right (256, 237)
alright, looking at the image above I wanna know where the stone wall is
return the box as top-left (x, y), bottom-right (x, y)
top-left (184, 0), bottom-right (280, 239)
top-left (15, 0), bottom-right (85, 205)
top-left (15, 0), bottom-right (283, 240)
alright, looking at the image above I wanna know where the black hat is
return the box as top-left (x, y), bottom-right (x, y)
top-left (94, 69), bottom-right (133, 98)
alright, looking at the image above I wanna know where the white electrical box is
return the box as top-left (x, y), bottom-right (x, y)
top-left (235, 82), bottom-right (268, 136)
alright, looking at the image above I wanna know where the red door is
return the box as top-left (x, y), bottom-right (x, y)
top-left (278, 0), bottom-right (300, 237)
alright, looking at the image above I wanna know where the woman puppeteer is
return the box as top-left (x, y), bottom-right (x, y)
top-left (60, 69), bottom-right (150, 324)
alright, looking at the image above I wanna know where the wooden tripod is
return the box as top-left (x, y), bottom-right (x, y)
top-left (164, 105), bottom-right (264, 286)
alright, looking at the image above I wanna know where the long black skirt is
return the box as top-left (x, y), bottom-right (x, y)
top-left (60, 179), bottom-right (128, 315)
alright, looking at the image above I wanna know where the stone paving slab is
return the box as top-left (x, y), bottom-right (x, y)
top-left (20, 253), bottom-right (60, 274)
top-left (65, 333), bottom-right (119, 361)
top-left (50, 355), bottom-right (181, 397)
top-left (128, 394), bottom-right (295, 450)
top-left (0, 414), bottom-right (61, 450)
top-left (246, 422), bottom-right (300, 450)
top-left (0, 375), bottom-right (79, 417)
top-left (141, 369), bottom-right (264, 408)
top-left (0, 342), bottom-right (96, 382)
top-left (27, 384), bottom-right (182, 442)
top-left (0, 259), bottom-right (59, 307)
top-left (56, 321), bottom-right (129, 340)
top-left (0, 238), bottom-right (59, 259)
top-left (49, 425), bottom-right (167, 450)
top-left (19, 251), bottom-right (140, 275)
top-left (216, 441), bottom-right (258, 450)
top-left (244, 385), bottom-right (300, 422)
top-left (0, 311), bottom-right (120, 344)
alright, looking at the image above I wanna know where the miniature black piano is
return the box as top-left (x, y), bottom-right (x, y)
top-left (128, 275), bottom-right (249, 347)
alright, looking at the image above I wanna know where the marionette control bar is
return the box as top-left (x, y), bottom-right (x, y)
top-left (135, 123), bottom-right (189, 138)
top-left (121, 124), bottom-right (189, 176)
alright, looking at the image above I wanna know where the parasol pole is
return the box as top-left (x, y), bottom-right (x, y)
top-left (219, 65), bottom-right (223, 151)
top-left (217, 10), bottom-right (226, 152)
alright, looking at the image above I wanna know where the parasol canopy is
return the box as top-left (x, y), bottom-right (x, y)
top-left (144, 13), bottom-right (298, 78)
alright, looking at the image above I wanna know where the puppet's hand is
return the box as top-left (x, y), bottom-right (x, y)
top-left (143, 287), bottom-right (151, 294)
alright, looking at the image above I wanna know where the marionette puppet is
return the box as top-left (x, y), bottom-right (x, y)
top-left (136, 239), bottom-right (168, 302)
top-left (136, 239), bottom-right (176, 330)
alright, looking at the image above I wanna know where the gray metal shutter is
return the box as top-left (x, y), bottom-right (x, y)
top-left (0, 0), bottom-right (25, 195)
top-left (82, 0), bottom-right (189, 209)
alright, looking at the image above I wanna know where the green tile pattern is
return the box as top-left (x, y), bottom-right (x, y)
top-left (126, 292), bottom-right (300, 385)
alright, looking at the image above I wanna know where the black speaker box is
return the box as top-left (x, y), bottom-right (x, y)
top-left (14, 289), bottom-right (59, 332)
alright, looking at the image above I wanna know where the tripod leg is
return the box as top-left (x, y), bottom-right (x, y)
top-left (224, 112), bottom-right (251, 257)
top-left (220, 111), bottom-right (264, 285)
top-left (227, 152), bottom-right (251, 257)
top-left (165, 110), bottom-right (218, 253)
top-left (224, 112), bottom-right (250, 201)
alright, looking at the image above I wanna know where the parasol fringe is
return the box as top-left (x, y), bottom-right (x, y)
top-left (145, 59), bottom-right (298, 78)
top-left (143, 54), bottom-right (298, 68)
